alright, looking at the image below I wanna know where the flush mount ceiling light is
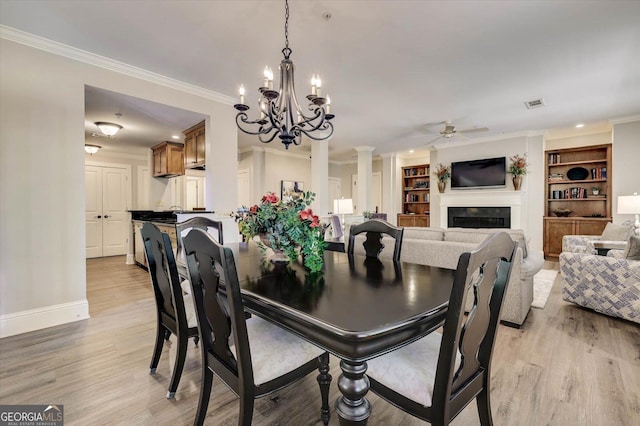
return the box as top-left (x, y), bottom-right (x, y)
top-left (234, 0), bottom-right (334, 149)
top-left (84, 144), bottom-right (101, 154)
top-left (575, 123), bottom-right (585, 128)
top-left (95, 122), bottom-right (122, 137)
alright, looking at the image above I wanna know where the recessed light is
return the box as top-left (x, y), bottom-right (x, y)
top-left (575, 124), bottom-right (584, 128)
top-left (409, 150), bottom-right (415, 153)
top-left (172, 135), bottom-right (180, 139)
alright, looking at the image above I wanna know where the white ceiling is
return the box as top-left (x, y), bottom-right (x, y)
top-left (2, 0), bottom-right (639, 160)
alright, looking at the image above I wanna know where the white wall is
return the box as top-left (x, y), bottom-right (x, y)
top-left (432, 135), bottom-right (545, 251)
top-left (612, 120), bottom-right (640, 223)
top-left (264, 149), bottom-right (311, 197)
top-left (0, 38), bottom-right (236, 337)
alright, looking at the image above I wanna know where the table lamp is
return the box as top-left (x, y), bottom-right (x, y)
top-left (618, 192), bottom-right (640, 236)
top-left (333, 198), bottom-right (354, 228)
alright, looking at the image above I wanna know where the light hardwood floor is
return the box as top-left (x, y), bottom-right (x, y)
top-left (1, 257), bottom-right (638, 425)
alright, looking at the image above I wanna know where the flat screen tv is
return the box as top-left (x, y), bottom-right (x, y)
top-left (451, 156), bottom-right (506, 189)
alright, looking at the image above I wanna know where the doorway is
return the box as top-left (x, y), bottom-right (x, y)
top-left (85, 163), bottom-right (131, 258)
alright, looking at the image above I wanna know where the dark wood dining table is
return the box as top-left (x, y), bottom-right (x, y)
top-left (224, 242), bottom-right (454, 425)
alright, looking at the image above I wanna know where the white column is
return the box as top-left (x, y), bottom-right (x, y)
top-left (355, 146), bottom-right (376, 214)
top-left (252, 147), bottom-right (265, 201)
top-left (311, 140), bottom-right (329, 216)
top-left (206, 114), bottom-right (238, 215)
top-left (381, 153), bottom-right (399, 225)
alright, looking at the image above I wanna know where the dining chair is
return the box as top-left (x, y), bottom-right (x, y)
top-left (140, 222), bottom-right (199, 399)
top-left (366, 231), bottom-right (517, 426)
top-left (348, 219), bottom-right (404, 261)
top-left (183, 228), bottom-right (332, 426)
top-left (175, 217), bottom-right (224, 280)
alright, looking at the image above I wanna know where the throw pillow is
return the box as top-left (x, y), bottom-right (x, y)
top-left (600, 222), bottom-right (633, 241)
top-left (622, 236), bottom-right (640, 261)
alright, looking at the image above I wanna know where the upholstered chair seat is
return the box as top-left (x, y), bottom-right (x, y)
top-left (367, 332), bottom-right (461, 407)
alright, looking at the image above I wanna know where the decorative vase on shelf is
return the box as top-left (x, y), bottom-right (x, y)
top-left (438, 181), bottom-right (446, 193)
top-left (512, 175), bottom-right (523, 191)
top-left (259, 233), bottom-right (291, 264)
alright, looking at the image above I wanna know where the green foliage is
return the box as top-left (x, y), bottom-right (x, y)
top-left (433, 163), bottom-right (451, 182)
top-left (508, 154), bottom-right (528, 175)
top-left (238, 191), bottom-right (327, 273)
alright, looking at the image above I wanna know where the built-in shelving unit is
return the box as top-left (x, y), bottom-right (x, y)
top-left (543, 144), bottom-right (612, 258)
top-left (398, 164), bottom-right (430, 227)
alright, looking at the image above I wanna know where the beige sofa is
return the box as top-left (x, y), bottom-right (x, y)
top-left (353, 227), bottom-right (544, 327)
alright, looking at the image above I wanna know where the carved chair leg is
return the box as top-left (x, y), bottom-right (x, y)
top-left (476, 385), bottom-right (494, 426)
top-left (167, 333), bottom-right (188, 399)
top-left (194, 367), bottom-right (214, 426)
top-left (317, 352), bottom-right (332, 425)
top-left (238, 394), bottom-right (255, 426)
top-left (149, 322), bottom-right (165, 373)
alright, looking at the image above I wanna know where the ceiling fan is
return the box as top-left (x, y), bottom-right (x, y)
top-left (427, 121), bottom-right (489, 145)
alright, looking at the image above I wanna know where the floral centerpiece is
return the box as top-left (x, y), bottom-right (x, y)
top-left (508, 154), bottom-right (528, 176)
top-left (238, 191), bottom-right (326, 272)
top-left (508, 154), bottom-right (528, 190)
top-left (433, 163), bottom-right (451, 193)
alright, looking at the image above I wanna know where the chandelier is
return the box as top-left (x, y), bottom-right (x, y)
top-left (234, 0), bottom-right (334, 149)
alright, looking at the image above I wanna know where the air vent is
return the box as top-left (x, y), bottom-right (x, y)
top-left (525, 98), bottom-right (545, 109)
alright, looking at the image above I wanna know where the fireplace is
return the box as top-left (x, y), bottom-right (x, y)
top-left (448, 207), bottom-right (511, 229)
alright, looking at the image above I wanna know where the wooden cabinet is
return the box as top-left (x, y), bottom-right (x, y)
top-left (183, 120), bottom-right (206, 169)
top-left (398, 164), bottom-right (430, 227)
top-left (152, 141), bottom-right (184, 177)
top-left (397, 215), bottom-right (430, 227)
top-left (544, 217), bottom-right (609, 258)
top-left (543, 144), bottom-right (612, 258)
top-left (155, 223), bottom-right (178, 249)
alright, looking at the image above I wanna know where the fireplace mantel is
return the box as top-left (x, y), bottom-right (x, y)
top-left (439, 190), bottom-right (526, 229)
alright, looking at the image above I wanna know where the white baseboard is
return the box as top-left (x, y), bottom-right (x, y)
top-left (0, 300), bottom-right (90, 338)
top-left (126, 253), bottom-right (135, 265)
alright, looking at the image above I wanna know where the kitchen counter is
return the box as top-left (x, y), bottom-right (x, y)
top-left (129, 210), bottom-right (215, 223)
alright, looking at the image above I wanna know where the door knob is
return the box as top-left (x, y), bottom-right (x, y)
top-left (104, 215), bottom-right (110, 219)
top-left (96, 215), bottom-right (102, 219)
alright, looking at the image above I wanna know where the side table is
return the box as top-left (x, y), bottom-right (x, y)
top-left (592, 240), bottom-right (627, 256)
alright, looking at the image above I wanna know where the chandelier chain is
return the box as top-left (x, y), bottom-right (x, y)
top-left (284, 0), bottom-right (289, 50)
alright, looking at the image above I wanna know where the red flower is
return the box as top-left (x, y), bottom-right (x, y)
top-left (300, 208), bottom-right (313, 221)
top-left (310, 215), bottom-right (320, 228)
top-left (249, 205), bottom-right (258, 213)
top-left (261, 192), bottom-right (279, 204)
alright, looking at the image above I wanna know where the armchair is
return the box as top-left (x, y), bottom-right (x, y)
top-left (560, 250), bottom-right (640, 324)
top-left (562, 221), bottom-right (634, 254)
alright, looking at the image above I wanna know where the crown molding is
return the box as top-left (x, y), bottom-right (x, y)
top-left (354, 146), bottom-right (377, 152)
top-left (263, 146), bottom-right (310, 160)
top-left (0, 25), bottom-right (236, 105)
top-left (330, 159), bottom-right (357, 166)
top-left (609, 114), bottom-right (640, 125)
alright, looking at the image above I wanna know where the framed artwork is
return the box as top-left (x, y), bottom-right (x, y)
top-left (281, 180), bottom-right (304, 200)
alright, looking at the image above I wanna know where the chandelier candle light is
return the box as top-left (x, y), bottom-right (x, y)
top-left (234, 0), bottom-right (334, 149)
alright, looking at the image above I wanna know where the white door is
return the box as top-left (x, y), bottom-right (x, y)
top-left (86, 165), bottom-right (129, 258)
top-left (351, 172), bottom-right (382, 213)
top-left (85, 166), bottom-right (103, 258)
top-left (185, 176), bottom-right (205, 210)
top-left (328, 177), bottom-right (341, 212)
top-left (238, 169), bottom-right (251, 208)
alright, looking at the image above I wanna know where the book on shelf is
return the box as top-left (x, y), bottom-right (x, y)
top-left (590, 167), bottom-right (607, 180)
top-left (548, 153), bottom-right (561, 164)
